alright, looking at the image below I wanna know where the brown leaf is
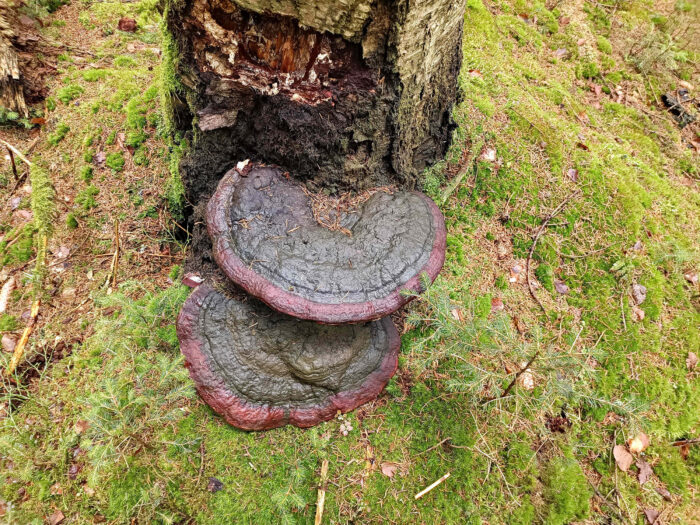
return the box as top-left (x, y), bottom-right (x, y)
top-left (644, 508), bottom-right (659, 524)
top-left (450, 308), bottom-right (464, 323)
top-left (50, 483), bottom-right (63, 495)
top-left (554, 280), bottom-right (569, 295)
top-left (381, 462), bottom-right (399, 478)
top-left (117, 17), bottom-right (137, 32)
top-left (30, 117), bottom-right (46, 126)
top-left (513, 316), bottom-right (527, 334)
top-left (94, 151), bottom-right (106, 167)
top-left (631, 306), bottom-right (645, 322)
top-left (553, 48), bottom-right (569, 59)
top-left (74, 420), bottom-right (89, 435)
top-left (613, 444), bottom-right (634, 471)
top-left (632, 284), bottom-right (647, 305)
top-left (655, 486), bottom-right (672, 501)
top-left (2, 335), bottom-right (17, 353)
top-left (566, 168), bottom-right (579, 182)
top-left (491, 297), bottom-right (504, 312)
top-left (468, 69), bottom-right (483, 79)
top-left (559, 16), bottom-right (570, 26)
top-left (628, 432), bottom-right (650, 453)
top-left (636, 459), bottom-right (652, 485)
top-left (684, 272), bottom-right (698, 285)
top-left (576, 142), bottom-right (589, 151)
top-left (686, 352), bottom-right (698, 371)
top-left (48, 510), bottom-right (65, 525)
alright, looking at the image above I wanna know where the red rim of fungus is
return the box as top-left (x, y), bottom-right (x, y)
top-left (176, 284), bottom-right (400, 431)
top-left (206, 166), bottom-right (447, 324)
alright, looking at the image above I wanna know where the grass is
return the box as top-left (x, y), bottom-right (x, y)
top-left (0, 0), bottom-right (698, 523)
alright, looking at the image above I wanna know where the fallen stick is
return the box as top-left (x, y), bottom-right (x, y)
top-left (414, 472), bottom-right (450, 500)
top-left (7, 147), bottom-right (17, 180)
top-left (105, 220), bottom-right (120, 289)
top-left (314, 459), bottom-right (329, 525)
top-left (0, 275), bottom-right (15, 314)
top-left (0, 139), bottom-right (32, 167)
top-left (4, 297), bottom-right (40, 377)
top-left (526, 190), bottom-right (581, 313)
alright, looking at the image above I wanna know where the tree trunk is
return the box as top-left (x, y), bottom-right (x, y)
top-left (0, 1), bottom-right (28, 118)
top-left (165, 0), bottom-right (465, 197)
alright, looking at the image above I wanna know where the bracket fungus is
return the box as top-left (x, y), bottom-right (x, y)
top-left (207, 164), bottom-right (447, 324)
top-left (176, 284), bottom-right (399, 430)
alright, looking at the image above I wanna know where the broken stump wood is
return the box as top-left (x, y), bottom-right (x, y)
top-left (176, 284), bottom-right (399, 430)
top-left (172, 0), bottom-right (464, 430)
top-left (166, 0), bottom-right (466, 195)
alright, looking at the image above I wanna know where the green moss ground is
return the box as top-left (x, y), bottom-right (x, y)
top-left (0, 0), bottom-right (698, 523)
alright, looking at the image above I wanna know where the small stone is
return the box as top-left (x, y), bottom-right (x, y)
top-left (2, 335), bottom-right (16, 353)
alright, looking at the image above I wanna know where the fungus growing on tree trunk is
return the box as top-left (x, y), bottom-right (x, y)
top-left (168, 0), bottom-right (465, 430)
top-left (207, 164), bottom-right (446, 324)
top-left (176, 284), bottom-right (399, 430)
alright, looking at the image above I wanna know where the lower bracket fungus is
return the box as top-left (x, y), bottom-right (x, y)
top-left (176, 284), bottom-right (400, 430)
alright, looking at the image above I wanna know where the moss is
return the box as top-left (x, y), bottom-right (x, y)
top-left (47, 122), bottom-right (70, 146)
top-left (82, 69), bottom-right (109, 82)
top-left (56, 84), bottom-right (84, 104)
top-left (66, 213), bottom-right (79, 229)
top-left (597, 36), bottom-right (612, 54)
top-left (655, 446), bottom-right (691, 495)
top-left (577, 61), bottom-right (600, 79)
top-left (114, 55), bottom-right (138, 68)
top-left (126, 130), bottom-right (148, 148)
top-left (535, 263), bottom-right (555, 293)
top-left (542, 456), bottom-right (591, 524)
top-left (80, 166), bottom-right (94, 183)
top-left (30, 165), bottom-right (56, 237)
top-left (106, 152), bottom-right (125, 172)
top-left (76, 185), bottom-right (100, 210)
top-left (0, 314), bottom-right (19, 332)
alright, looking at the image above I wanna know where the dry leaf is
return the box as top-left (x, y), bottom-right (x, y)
top-left (513, 316), bottom-right (527, 334)
top-left (655, 486), bottom-right (672, 501)
top-left (468, 69), bottom-right (483, 79)
top-left (613, 444), bottom-right (634, 471)
top-left (686, 352), bottom-right (698, 371)
top-left (628, 432), bottom-right (650, 453)
top-left (518, 362), bottom-right (534, 391)
top-left (207, 477), bottom-right (224, 493)
top-left (48, 510), bottom-right (65, 525)
top-left (637, 459), bottom-right (652, 485)
top-left (381, 462), bottom-right (399, 478)
top-left (631, 306), bottom-right (645, 322)
top-left (632, 284), bottom-right (647, 305)
top-left (566, 168), bottom-right (578, 182)
top-left (684, 272), bottom-right (698, 285)
top-left (2, 335), bottom-right (17, 353)
top-left (509, 264), bottom-right (523, 283)
top-left (496, 242), bottom-right (509, 259)
top-left (559, 16), bottom-right (570, 26)
top-left (74, 420), bottom-right (89, 435)
top-left (480, 147), bottom-right (497, 162)
top-left (644, 508), bottom-right (659, 524)
top-left (450, 308), bottom-right (464, 323)
top-left (50, 483), bottom-right (63, 495)
top-left (553, 48), bottom-right (569, 59)
top-left (554, 280), bottom-right (569, 295)
top-left (491, 297), bottom-right (504, 312)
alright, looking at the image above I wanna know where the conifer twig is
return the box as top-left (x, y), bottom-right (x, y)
top-left (526, 190), bottom-right (581, 312)
top-left (414, 472), bottom-right (450, 500)
top-left (314, 459), bottom-right (329, 525)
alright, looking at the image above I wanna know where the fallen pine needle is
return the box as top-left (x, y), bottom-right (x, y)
top-left (314, 459), bottom-right (329, 525)
top-left (4, 297), bottom-right (40, 377)
top-left (414, 472), bottom-right (450, 500)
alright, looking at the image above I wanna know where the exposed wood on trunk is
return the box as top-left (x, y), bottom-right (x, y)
top-left (0, 0), bottom-right (28, 117)
top-left (167, 0), bottom-right (465, 196)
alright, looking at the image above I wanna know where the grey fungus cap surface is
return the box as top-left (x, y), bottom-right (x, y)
top-left (176, 284), bottom-right (399, 430)
top-left (207, 164), bottom-right (447, 324)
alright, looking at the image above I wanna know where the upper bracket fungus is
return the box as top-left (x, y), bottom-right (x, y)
top-left (207, 164), bottom-right (447, 324)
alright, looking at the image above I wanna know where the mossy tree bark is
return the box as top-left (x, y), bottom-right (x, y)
top-left (166, 0), bottom-right (466, 199)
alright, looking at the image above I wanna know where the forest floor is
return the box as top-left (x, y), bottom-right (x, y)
top-left (0, 0), bottom-right (698, 523)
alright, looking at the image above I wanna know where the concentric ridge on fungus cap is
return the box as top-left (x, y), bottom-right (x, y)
top-left (206, 163), bottom-right (447, 324)
top-left (176, 284), bottom-right (399, 430)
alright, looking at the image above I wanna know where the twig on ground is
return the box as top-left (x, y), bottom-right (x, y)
top-left (7, 147), bottom-right (17, 180)
top-left (482, 350), bottom-right (540, 403)
top-left (196, 441), bottom-right (205, 486)
top-left (414, 472), bottom-right (450, 500)
top-left (314, 459), bottom-right (329, 525)
top-left (4, 297), bottom-right (40, 377)
top-left (588, 480), bottom-right (629, 524)
top-left (106, 220), bottom-right (120, 289)
top-left (0, 139), bottom-right (32, 167)
top-left (672, 438), bottom-right (700, 447)
top-left (620, 293), bottom-right (627, 331)
top-left (526, 190), bottom-right (581, 312)
top-left (416, 437), bottom-right (452, 456)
